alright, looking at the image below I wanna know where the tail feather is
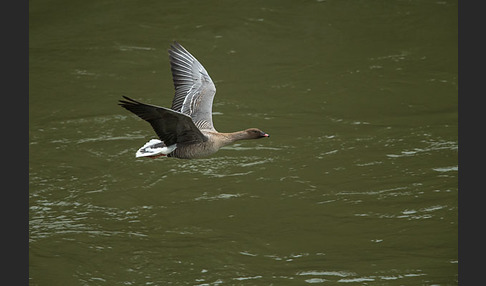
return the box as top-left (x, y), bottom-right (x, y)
top-left (135, 139), bottom-right (177, 158)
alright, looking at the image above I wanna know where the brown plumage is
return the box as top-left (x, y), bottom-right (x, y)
top-left (119, 42), bottom-right (269, 159)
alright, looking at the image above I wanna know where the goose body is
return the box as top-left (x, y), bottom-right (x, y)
top-left (119, 42), bottom-right (269, 159)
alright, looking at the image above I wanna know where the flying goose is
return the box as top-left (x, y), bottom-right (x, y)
top-left (119, 42), bottom-right (269, 159)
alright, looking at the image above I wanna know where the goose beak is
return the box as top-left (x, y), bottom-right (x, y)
top-left (262, 132), bottom-right (270, 138)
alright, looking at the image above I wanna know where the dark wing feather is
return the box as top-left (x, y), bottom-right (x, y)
top-left (119, 96), bottom-right (207, 146)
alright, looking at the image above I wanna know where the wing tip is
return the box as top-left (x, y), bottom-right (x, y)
top-left (118, 96), bottom-right (138, 107)
top-left (169, 41), bottom-right (184, 55)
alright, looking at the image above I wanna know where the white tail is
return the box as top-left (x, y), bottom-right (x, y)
top-left (135, 139), bottom-right (177, 158)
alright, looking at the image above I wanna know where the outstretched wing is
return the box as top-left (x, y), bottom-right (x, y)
top-left (119, 96), bottom-right (207, 146)
top-left (169, 42), bottom-right (217, 131)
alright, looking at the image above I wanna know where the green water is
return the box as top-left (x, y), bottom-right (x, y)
top-left (30, 0), bottom-right (458, 285)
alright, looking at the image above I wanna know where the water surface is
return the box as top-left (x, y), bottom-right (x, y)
top-left (30, 0), bottom-right (458, 285)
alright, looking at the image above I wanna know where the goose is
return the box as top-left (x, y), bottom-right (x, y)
top-left (119, 42), bottom-right (269, 159)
